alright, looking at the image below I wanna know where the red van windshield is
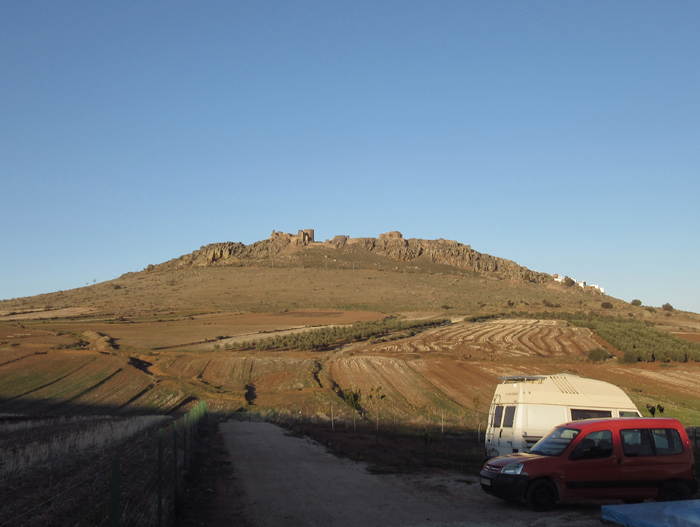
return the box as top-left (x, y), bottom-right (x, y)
top-left (531, 426), bottom-right (580, 456)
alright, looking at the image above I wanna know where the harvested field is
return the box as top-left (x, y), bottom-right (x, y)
top-left (1, 314), bottom-right (700, 427)
top-left (408, 360), bottom-right (500, 408)
top-left (329, 356), bottom-right (448, 414)
top-left (45, 309), bottom-right (385, 350)
top-left (0, 307), bottom-right (96, 321)
top-left (0, 352), bottom-right (156, 415)
top-left (0, 349), bottom-right (35, 366)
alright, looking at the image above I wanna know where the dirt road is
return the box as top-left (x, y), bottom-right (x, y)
top-left (220, 421), bottom-right (604, 527)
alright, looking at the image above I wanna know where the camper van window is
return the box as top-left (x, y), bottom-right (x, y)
top-left (503, 406), bottom-right (516, 428)
top-left (570, 409), bottom-right (612, 421)
top-left (492, 405), bottom-right (504, 427)
top-left (619, 411), bottom-right (640, 418)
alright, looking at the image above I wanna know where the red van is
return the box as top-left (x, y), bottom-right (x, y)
top-left (479, 417), bottom-right (698, 511)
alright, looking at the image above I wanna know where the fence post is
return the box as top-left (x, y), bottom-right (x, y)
top-left (184, 414), bottom-right (188, 471)
top-left (158, 428), bottom-right (163, 527)
top-left (111, 459), bottom-right (120, 527)
top-left (191, 406), bottom-right (196, 444)
top-left (173, 420), bottom-right (178, 510)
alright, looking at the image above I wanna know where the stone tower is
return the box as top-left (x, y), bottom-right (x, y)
top-left (296, 229), bottom-right (315, 245)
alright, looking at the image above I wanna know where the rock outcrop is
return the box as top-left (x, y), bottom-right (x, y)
top-left (147, 229), bottom-right (548, 283)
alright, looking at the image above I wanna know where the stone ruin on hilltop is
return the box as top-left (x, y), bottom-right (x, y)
top-left (148, 228), bottom-right (550, 283)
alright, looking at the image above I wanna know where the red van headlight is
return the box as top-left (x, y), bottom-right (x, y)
top-left (501, 462), bottom-right (525, 475)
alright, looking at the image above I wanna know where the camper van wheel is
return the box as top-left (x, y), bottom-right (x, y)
top-left (658, 481), bottom-right (690, 502)
top-left (525, 480), bottom-right (557, 512)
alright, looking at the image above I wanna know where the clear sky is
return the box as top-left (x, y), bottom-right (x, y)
top-left (1, 1), bottom-right (699, 313)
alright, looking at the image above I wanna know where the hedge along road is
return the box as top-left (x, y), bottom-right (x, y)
top-left (219, 421), bottom-right (603, 527)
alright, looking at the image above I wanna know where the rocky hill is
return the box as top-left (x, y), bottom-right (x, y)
top-left (150, 229), bottom-right (549, 283)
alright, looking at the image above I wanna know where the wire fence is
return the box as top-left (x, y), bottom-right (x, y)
top-left (0, 401), bottom-right (208, 527)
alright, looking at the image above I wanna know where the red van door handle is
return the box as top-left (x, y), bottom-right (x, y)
top-left (617, 458), bottom-right (622, 466)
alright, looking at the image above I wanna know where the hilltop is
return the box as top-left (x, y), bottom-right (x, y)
top-left (0, 229), bottom-right (624, 318)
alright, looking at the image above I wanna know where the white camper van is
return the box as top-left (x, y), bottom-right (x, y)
top-left (484, 374), bottom-right (640, 459)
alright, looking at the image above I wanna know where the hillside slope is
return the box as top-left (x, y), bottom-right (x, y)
top-left (1, 229), bottom-right (698, 426)
top-left (0, 230), bottom-right (623, 318)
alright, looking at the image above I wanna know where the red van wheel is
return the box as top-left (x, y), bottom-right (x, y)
top-left (526, 480), bottom-right (557, 511)
top-left (658, 481), bottom-right (690, 502)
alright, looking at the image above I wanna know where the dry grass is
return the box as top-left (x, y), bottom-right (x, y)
top-left (0, 415), bottom-right (169, 477)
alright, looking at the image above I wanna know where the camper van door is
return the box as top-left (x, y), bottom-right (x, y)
top-left (490, 404), bottom-right (517, 452)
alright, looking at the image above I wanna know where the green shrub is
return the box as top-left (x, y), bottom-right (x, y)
top-left (620, 350), bottom-right (640, 363)
top-left (630, 299), bottom-right (642, 306)
top-left (662, 303), bottom-right (674, 311)
top-left (587, 348), bottom-right (611, 362)
top-left (601, 302), bottom-right (614, 309)
top-left (645, 306), bottom-right (656, 313)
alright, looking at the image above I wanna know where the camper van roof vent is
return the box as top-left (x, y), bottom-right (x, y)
top-left (550, 375), bottom-right (579, 394)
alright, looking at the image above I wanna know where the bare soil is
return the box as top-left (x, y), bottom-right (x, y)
top-left (216, 419), bottom-right (605, 527)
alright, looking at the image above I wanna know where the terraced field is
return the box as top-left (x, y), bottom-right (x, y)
top-left (363, 319), bottom-right (600, 359)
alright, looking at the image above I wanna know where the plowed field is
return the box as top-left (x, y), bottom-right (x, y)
top-left (0, 352), bottom-right (156, 415)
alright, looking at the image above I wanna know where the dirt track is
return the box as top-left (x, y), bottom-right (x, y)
top-left (220, 421), bottom-right (604, 527)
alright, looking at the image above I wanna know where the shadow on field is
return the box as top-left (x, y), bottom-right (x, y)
top-left (0, 396), bottom-right (192, 417)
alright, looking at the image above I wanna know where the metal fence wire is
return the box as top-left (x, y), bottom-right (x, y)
top-left (0, 401), bottom-right (208, 527)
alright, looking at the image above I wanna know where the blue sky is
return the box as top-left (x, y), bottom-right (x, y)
top-left (1, 1), bottom-right (699, 312)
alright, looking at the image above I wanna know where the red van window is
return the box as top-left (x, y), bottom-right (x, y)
top-left (503, 406), bottom-right (516, 428)
top-left (651, 429), bottom-right (683, 455)
top-left (492, 406), bottom-right (504, 427)
top-left (569, 430), bottom-right (613, 460)
top-left (621, 429), bottom-right (654, 457)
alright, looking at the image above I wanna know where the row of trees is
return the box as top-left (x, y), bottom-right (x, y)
top-left (235, 317), bottom-right (448, 352)
top-left (561, 313), bottom-right (700, 363)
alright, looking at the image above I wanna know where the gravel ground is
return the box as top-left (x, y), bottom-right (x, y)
top-left (220, 421), bottom-right (606, 527)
